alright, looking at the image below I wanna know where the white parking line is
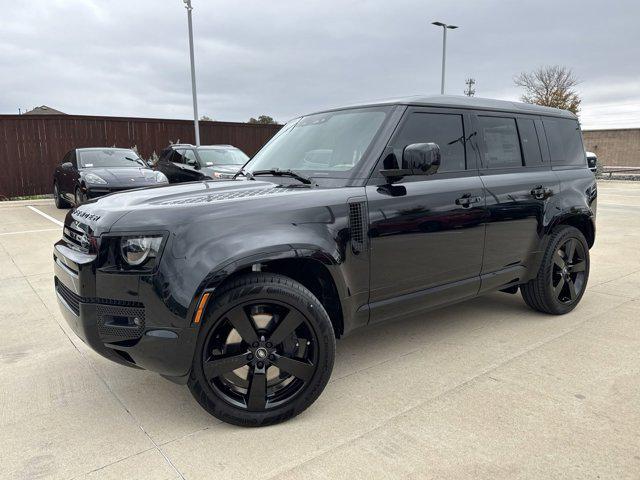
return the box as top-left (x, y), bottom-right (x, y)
top-left (27, 205), bottom-right (64, 227)
top-left (0, 228), bottom-right (59, 237)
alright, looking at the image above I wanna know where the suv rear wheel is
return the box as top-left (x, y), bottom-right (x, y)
top-left (521, 226), bottom-right (590, 314)
top-left (188, 273), bottom-right (335, 427)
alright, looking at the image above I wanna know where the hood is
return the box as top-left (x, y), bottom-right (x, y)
top-left (68, 178), bottom-right (359, 236)
top-left (82, 167), bottom-right (160, 186)
top-left (96, 179), bottom-right (310, 210)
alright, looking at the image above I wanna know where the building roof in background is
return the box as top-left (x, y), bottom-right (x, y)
top-left (23, 105), bottom-right (66, 115)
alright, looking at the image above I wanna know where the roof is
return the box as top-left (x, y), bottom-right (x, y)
top-left (76, 147), bottom-right (133, 151)
top-left (23, 105), bottom-right (66, 115)
top-left (318, 95), bottom-right (577, 119)
top-left (167, 144), bottom-right (235, 149)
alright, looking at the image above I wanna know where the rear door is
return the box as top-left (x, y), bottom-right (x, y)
top-left (473, 113), bottom-right (559, 292)
top-left (366, 107), bottom-right (486, 323)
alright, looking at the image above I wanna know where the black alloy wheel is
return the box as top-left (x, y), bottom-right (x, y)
top-left (521, 226), bottom-right (590, 314)
top-left (551, 238), bottom-right (587, 304)
top-left (189, 273), bottom-right (335, 426)
top-left (75, 187), bottom-right (87, 207)
top-left (54, 182), bottom-right (70, 209)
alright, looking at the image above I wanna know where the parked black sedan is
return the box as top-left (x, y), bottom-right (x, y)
top-left (53, 148), bottom-right (169, 208)
top-left (154, 144), bottom-right (249, 183)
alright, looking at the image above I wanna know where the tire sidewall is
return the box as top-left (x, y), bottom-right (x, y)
top-left (189, 276), bottom-right (335, 427)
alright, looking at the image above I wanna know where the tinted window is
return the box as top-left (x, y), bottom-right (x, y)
top-left (478, 116), bottom-right (523, 168)
top-left (389, 113), bottom-right (466, 172)
top-left (183, 149), bottom-right (198, 165)
top-left (171, 150), bottom-right (186, 164)
top-left (517, 118), bottom-right (543, 166)
top-left (542, 118), bottom-right (585, 166)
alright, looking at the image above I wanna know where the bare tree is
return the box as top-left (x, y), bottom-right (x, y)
top-left (514, 65), bottom-right (581, 114)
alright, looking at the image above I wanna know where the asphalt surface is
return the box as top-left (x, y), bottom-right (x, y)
top-left (1, 181), bottom-right (639, 480)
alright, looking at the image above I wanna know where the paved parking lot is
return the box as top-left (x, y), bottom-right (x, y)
top-left (1, 181), bottom-right (639, 480)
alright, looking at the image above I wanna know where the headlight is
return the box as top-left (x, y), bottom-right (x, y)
top-left (120, 235), bottom-right (163, 266)
top-left (154, 171), bottom-right (169, 183)
top-left (84, 173), bottom-right (107, 185)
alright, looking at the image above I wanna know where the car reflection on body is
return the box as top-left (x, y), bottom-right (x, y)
top-left (53, 147), bottom-right (168, 208)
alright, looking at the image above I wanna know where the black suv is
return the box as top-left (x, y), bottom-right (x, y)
top-left (155, 144), bottom-right (249, 183)
top-left (54, 96), bottom-right (596, 427)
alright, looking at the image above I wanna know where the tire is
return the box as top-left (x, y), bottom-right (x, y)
top-left (521, 226), bottom-right (590, 315)
top-left (188, 273), bottom-right (336, 427)
top-left (54, 182), bottom-right (70, 209)
top-left (74, 187), bottom-right (86, 207)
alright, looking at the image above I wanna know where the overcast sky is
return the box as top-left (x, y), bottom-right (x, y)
top-left (1, 0), bottom-right (638, 129)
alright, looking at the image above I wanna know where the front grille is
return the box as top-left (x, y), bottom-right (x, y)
top-left (56, 280), bottom-right (80, 315)
top-left (63, 225), bottom-right (90, 252)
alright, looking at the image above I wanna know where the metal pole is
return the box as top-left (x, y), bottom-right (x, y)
top-left (440, 26), bottom-right (447, 94)
top-left (185, 0), bottom-right (200, 146)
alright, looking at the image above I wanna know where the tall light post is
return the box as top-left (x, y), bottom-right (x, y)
top-left (183, 0), bottom-right (200, 146)
top-left (431, 21), bottom-right (458, 95)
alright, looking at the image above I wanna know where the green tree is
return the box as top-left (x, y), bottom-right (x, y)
top-left (248, 115), bottom-right (277, 124)
top-left (514, 65), bottom-right (581, 114)
top-left (200, 115), bottom-right (214, 121)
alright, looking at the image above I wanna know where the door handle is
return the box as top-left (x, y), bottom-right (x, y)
top-left (531, 185), bottom-right (552, 199)
top-left (455, 194), bottom-right (481, 207)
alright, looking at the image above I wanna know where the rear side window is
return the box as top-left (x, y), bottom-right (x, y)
top-left (517, 118), bottom-right (543, 166)
top-left (390, 112), bottom-right (466, 172)
top-left (478, 116), bottom-right (523, 168)
top-left (542, 118), bottom-right (585, 166)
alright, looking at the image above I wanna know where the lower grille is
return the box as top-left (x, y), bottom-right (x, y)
top-left (97, 304), bottom-right (146, 341)
top-left (56, 280), bottom-right (80, 315)
top-left (55, 279), bottom-right (144, 341)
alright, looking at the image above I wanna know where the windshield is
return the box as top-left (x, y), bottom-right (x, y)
top-left (79, 150), bottom-right (146, 168)
top-left (198, 148), bottom-right (249, 166)
top-left (244, 107), bottom-right (392, 178)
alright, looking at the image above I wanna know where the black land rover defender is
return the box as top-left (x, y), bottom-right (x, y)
top-left (54, 96), bottom-right (596, 426)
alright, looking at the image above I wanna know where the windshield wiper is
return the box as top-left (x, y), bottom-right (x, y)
top-left (251, 169), bottom-right (312, 185)
top-left (233, 168), bottom-right (254, 180)
top-left (125, 156), bottom-right (145, 166)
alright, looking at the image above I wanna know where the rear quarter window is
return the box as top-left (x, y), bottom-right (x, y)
top-left (542, 118), bottom-right (585, 166)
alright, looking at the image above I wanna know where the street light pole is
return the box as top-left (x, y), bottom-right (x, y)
top-left (431, 21), bottom-right (458, 95)
top-left (184, 0), bottom-right (200, 146)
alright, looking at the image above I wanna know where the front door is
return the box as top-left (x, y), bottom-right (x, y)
top-left (366, 108), bottom-right (486, 324)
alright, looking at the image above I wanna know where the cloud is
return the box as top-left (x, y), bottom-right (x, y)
top-left (1, 0), bottom-right (639, 128)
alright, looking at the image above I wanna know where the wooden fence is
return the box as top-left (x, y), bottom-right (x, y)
top-left (0, 114), bottom-right (281, 198)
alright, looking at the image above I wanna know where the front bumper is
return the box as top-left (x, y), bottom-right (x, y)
top-left (53, 241), bottom-right (196, 380)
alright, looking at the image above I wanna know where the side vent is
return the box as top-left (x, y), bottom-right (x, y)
top-left (348, 201), bottom-right (367, 255)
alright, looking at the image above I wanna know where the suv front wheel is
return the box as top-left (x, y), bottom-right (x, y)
top-left (188, 273), bottom-right (335, 427)
top-left (521, 226), bottom-right (590, 315)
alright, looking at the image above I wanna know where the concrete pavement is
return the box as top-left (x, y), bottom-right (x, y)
top-left (0, 181), bottom-right (639, 479)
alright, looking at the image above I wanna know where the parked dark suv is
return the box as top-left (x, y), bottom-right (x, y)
top-left (54, 96), bottom-right (596, 427)
top-left (155, 144), bottom-right (249, 183)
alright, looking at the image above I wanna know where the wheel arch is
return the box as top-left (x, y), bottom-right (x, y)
top-left (196, 247), bottom-right (347, 338)
top-left (547, 212), bottom-right (595, 248)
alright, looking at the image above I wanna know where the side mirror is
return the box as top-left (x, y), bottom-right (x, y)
top-left (61, 162), bottom-right (73, 170)
top-left (586, 152), bottom-right (597, 172)
top-left (380, 143), bottom-right (441, 181)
